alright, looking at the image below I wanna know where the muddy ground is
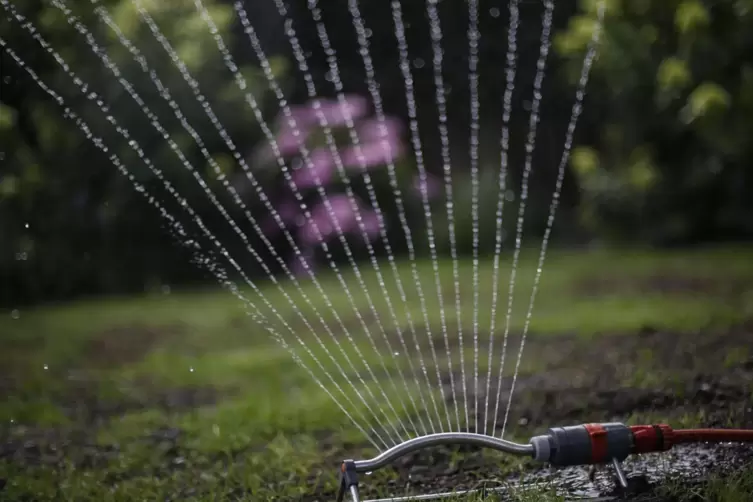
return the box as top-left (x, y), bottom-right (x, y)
top-left (2, 320), bottom-right (753, 501)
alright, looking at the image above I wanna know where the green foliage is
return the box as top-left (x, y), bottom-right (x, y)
top-left (685, 81), bottom-right (731, 122)
top-left (557, 0), bottom-right (753, 244)
top-left (675, 1), bottom-right (710, 34)
top-left (657, 57), bottom-right (691, 93)
top-left (0, 0), bottom-right (288, 304)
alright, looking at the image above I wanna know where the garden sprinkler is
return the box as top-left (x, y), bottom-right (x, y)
top-left (336, 423), bottom-right (753, 502)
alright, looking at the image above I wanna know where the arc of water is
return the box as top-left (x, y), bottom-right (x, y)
top-left (188, 0), bottom-right (411, 439)
top-left (10, 0), bottom-right (397, 446)
top-left (390, 0), bottom-right (453, 432)
top-left (0, 39), bottom-right (386, 451)
top-left (233, 0), bottom-right (428, 437)
top-left (343, 0), bottom-right (441, 436)
top-left (503, 1), bottom-right (606, 436)
top-left (484, 0), bottom-right (521, 437)
top-left (126, 0), bottom-right (409, 439)
top-left (425, 0), bottom-right (465, 432)
top-left (494, 0), bottom-right (556, 439)
top-left (467, 0), bottom-right (481, 434)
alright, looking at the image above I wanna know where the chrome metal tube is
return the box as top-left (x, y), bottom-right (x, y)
top-left (352, 432), bottom-right (535, 473)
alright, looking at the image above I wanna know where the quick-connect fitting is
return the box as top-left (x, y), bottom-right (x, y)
top-left (628, 424), bottom-right (674, 454)
top-left (530, 422), bottom-right (634, 466)
top-left (530, 422), bottom-right (680, 466)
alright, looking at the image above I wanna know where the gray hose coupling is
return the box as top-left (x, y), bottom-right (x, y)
top-left (529, 422), bottom-right (633, 466)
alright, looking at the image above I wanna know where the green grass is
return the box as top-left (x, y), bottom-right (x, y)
top-left (1, 246), bottom-right (753, 500)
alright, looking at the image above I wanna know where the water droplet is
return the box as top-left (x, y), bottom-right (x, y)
top-left (24, 222), bottom-right (29, 229)
top-left (189, 367), bottom-right (195, 372)
top-left (490, 7), bottom-right (500, 18)
top-left (43, 364), bottom-right (49, 370)
top-left (10, 309), bottom-right (19, 319)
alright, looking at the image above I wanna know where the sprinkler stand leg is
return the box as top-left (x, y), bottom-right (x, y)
top-left (611, 458), bottom-right (628, 490)
top-left (336, 460), bottom-right (360, 502)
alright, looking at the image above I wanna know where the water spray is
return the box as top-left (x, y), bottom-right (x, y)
top-left (336, 423), bottom-right (753, 501)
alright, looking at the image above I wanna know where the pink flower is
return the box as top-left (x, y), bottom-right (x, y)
top-left (360, 209), bottom-right (381, 240)
top-left (291, 148), bottom-right (337, 189)
top-left (357, 116), bottom-right (403, 144)
top-left (275, 95), bottom-right (369, 158)
top-left (298, 195), bottom-right (380, 245)
top-left (336, 118), bottom-right (404, 169)
top-left (309, 95), bottom-right (370, 127)
top-left (276, 126), bottom-right (312, 158)
top-left (341, 141), bottom-right (405, 170)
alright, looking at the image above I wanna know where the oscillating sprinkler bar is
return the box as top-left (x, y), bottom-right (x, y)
top-left (336, 423), bottom-right (753, 502)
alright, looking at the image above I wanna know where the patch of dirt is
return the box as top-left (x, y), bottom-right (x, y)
top-left (476, 322), bottom-right (753, 431)
top-left (577, 274), bottom-right (752, 299)
top-left (84, 323), bottom-right (186, 368)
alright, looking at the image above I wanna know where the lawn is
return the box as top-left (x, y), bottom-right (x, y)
top-left (1, 246), bottom-right (753, 501)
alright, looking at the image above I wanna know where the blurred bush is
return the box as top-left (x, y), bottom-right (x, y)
top-left (0, 0), bottom-right (288, 305)
top-left (556, 0), bottom-right (753, 245)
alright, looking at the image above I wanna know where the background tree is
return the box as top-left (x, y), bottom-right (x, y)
top-left (0, 0), bottom-right (288, 304)
top-left (559, 0), bottom-right (753, 245)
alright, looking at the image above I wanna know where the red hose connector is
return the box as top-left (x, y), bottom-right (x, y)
top-left (629, 424), bottom-right (675, 454)
top-left (530, 423), bottom-right (753, 467)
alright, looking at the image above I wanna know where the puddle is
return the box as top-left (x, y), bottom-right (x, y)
top-left (511, 443), bottom-right (752, 500)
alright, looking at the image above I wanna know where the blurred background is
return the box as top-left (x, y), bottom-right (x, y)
top-left (2, 0), bottom-right (753, 308)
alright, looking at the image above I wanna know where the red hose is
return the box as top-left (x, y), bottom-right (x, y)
top-left (629, 424), bottom-right (753, 454)
top-left (673, 428), bottom-right (753, 444)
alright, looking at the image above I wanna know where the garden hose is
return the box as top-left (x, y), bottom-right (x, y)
top-left (336, 423), bottom-right (753, 502)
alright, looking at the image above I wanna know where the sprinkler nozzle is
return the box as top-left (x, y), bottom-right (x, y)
top-left (529, 422), bottom-right (633, 466)
top-left (529, 422), bottom-right (679, 466)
